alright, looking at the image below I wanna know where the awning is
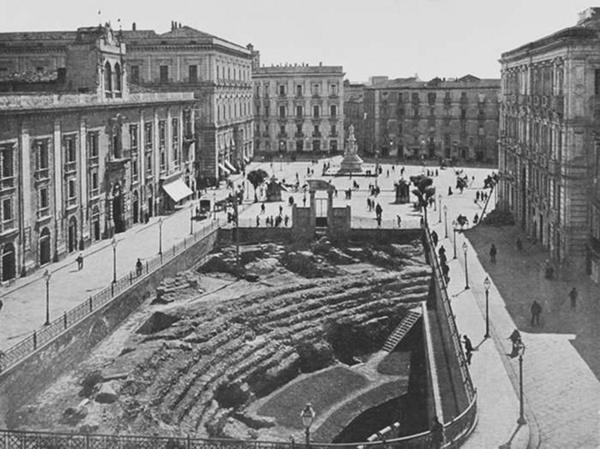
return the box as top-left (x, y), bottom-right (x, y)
top-left (224, 160), bottom-right (237, 173)
top-left (218, 163), bottom-right (231, 175)
top-left (162, 179), bottom-right (193, 203)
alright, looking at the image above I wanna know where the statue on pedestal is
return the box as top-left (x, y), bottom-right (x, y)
top-left (338, 124), bottom-right (364, 174)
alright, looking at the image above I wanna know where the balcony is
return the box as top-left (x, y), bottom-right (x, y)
top-left (34, 168), bottom-right (50, 181)
top-left (66, 196), bottom-right (78, 208)
top-left (88, 155), bottom-right (99, 167)
top-left (312, 131), bottom-right (322, 138)
top-left (36, 208), bottom-right (50, 221)
top-left (64, 161), bottom-right (76, 173)
top-left (1, 176), bottom-right (15, 189)
top-left (1, 219), bottom-right (15, 235)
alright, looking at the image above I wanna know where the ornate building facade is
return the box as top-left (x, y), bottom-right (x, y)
top-left (0, 26), bottom-right (196, 282)
top-left (252, 64), bottom-right (344, 154)
top-left (363, 76), bottom-right (500, 161)
top-left (498, 7), bottom-right (600, 275)
top-left (121, 23), bottom-right (254, 185)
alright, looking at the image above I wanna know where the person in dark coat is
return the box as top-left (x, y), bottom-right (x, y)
top-left (508, 329), bottom-right (522, 357)
top-left (431, 230), bottom-right (439, 247)
top-left (489, 244), bottom-right (497, 264)
top-left (569, 287), bottom-right (578, 310)
top-left (441, 262), bottom-right (450, 283)
top-left (463, 335), bottom-right (474, 365)
top-left (438, 245), bottom-right (446, 259)
top-left (530, 300), bottom-right (542, 327)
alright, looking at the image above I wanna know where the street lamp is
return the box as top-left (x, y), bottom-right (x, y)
top-left (438, 194), bottom-right (442, 223)
top-left (483, 276), bottom-right (491, 339)
top-left (301, 403), bottom-right (315, 449)
top-left (43, 269), bottom-right (51, 325)
top-left (212, 191), bottom-right (217, 220)
top-left (158, 217), bottom-right (163, 256)
top-left (462, 241), bottom-right (469, 290)
top-left (517, 343), bottom-right (527, 425)
top-left (111, 238), bottom-right (117, 284)
top-left (190, 202), bottom-right (194, 235)
top-left (443, 205), bottom-right (448, 239)
top-left (452, 219), bottom-right (458, 259)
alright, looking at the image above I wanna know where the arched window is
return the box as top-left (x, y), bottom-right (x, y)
top-left (114, 63), bottom-right (122, 93)
top-left (104, 62), bottom-right (112, 92)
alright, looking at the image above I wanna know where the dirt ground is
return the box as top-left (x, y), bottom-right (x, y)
top-left (12, 237), bottom-right (431, 442)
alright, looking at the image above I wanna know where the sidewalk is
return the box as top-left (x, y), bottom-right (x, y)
top-left (429, 219), bottom-right (530, 449)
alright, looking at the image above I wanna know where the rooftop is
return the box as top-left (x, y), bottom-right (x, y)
top-left (0, 91), bottom-right (195, 112)
top-left (366, 74), bottom-right (500, 90)
top-left (253, 63), bottom-right (344, 77)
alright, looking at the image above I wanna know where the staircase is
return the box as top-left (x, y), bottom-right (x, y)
top-left (382, 309), bottom-right (422, 352)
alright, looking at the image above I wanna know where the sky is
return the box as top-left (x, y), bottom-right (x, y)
top-left (0, 0), bottom-right (596, 82)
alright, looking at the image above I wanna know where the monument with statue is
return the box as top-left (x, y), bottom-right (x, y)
top-left (338, 124), bottom-right (364, 174)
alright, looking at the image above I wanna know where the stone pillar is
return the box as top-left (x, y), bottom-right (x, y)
top-left (78, 117), bottom-right (88, 248)
top-left (139, 114), bottom-right (146, 217)
top-left (19, 122), bottom-right (34, 274)
top-left (154, 109), bottom-right (160, 215)
top-left (52, 119), bottom-right (63, 261)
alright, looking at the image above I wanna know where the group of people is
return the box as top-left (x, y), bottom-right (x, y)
top-left (475, 190), bottom-right (490, 203)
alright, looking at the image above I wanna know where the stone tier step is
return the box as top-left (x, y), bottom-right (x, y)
top-left (382, 308), bottom-right (422, 352)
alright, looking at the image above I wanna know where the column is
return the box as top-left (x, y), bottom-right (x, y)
top-left (52, 118), bottom-right (63, 260)
top-left (19, 122), bottom-right (33, 273)
top-left (154, 109), bottom-right (160, 213)
top-left (166, 107), bottom-right (172, 172)
top-left (78, 117), bottom-right (88, 247)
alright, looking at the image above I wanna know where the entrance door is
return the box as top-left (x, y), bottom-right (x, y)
top-left (91, 206), bottom-right (100, 241)
top-left (39, 227), bottom-right (51, 265)
top-left (315, 197), bottom-right (328, 227)
top-left (68, 217), bottom-right (77, 253)
top-left (113, 194), bottom-right (125, 233)
top-left (133, 192), bottom-right (139, 224)
top-left (1, 243), bottom-right (15, 282)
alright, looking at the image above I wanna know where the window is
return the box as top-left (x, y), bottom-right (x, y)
top-left (189, 65), bottom-right (198, 83)
top-left (90, 171), bottom-right (99, 196)
top-left (87, 132), bottom-right (99, 162)
top-left (129, 125), bottom-right (138, 151)
top-left (64, 135), bottom-right (76, 172)
top-left (297, 85), bottom-right (302, 96)
top-left (313, 84), bottom-right (320, 95)
top-left (158, 121), bottom-right (166, 148)
top-left (296, 123), bottom-right (303, 134)
top-left (280, 125), bottom-right (286, 135)
top-left (428, 92), bottom-right (436, 105)
top-left (0, 145), bottom-right (14, 180)
top-left (132, 158), bottom-right (138, 182)
top-left (313, 105), bottom-right (320, 118)
top-left (331, 124), bottom-right (337, 135)
top-left (461, 108), bottom-right (467, 119)
top-left (330, 84), bottom-right (338, 95)
top-left (296, 105), bottom-right (303, 117)
top-left (68, 178), bottom-right (77, 200)
top-left (313, 124), bottom-right (320, 136)
top-left (330, 105), bottom-right (337, 117)
top-left (172, 118), bottom-right (179, 163)
top-left (39, 187), bottom-right (49, 212)
top-left (279, 84), bottom-right (286, 96)
top-left (264, 105), bottom-right (270, 117)
top-left (313, 140), bottom-right (321, 151)
top-left (2, 198), bottom-right (13, 225)
top-left (144, 123), bottom-right (153, 148)
top-left (35, 140), bottom-right (49, 173)
top-left (146, 153), bottom-right (152, 174)
top-left (279, 105), bottom-right (286, 118)
top-left (130, 65), bottom-right (140, 84)
top-left (160, 65), bottom-right (169, 83)
top-left (411, 92), bottom-right (419, 103)
top-left (330, 140), bottom-right (338, 151)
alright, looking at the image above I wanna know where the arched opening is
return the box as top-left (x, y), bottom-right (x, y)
top-left (39, 227), bottom-right (51, 265)
top-left (114, 63), bottom-right (122, 93)
top-left (104, 62), bottom-right (112, 93)
top-left (132, 191), bottom-right (139, 224)
top-left (91, 206), bottom-right (101, 241)
top-left (1, 243), bottom-right (16, 282)
top-left (67, 216), bottom-right (77, 253)
top-left (112, 184), bottom-right (125, 233)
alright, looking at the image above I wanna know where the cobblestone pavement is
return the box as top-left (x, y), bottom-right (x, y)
top-left (464, 225), bottom-right (600, 449)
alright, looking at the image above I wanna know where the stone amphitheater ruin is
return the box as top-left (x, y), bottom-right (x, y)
top-left (9, 236), bottom-right (436, 443)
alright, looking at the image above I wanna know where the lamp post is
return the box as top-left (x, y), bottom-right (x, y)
top-left (301, 403), bottom-right (315, 449)
top-left (443, 205), bottom-right (448, 239)
top-left (158, 217), bottom-right (163, 256)
top-left (517, 343), bottom-right (527, 425)
top-left (484, 276), bottom-right (491, 338)
top-left (438, 194), bottom-right (442, 223)
top-left (111, 238), bottom-right (117, 284)
top-left (190, 203), bottom-right (194, 235)
top-left (462, 241), bottom-right (469, 289)
top-left (212, 191), bottom-right (217, 220)
top-left (452, 219), bottom-right (458, 259)
top-left (43, 269), bottom-right (51, 325)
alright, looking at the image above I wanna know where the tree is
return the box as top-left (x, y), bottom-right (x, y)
top-left (247, 169), bottom-right (269, 202)
top-left (410, 175), bottom-right (436, 227)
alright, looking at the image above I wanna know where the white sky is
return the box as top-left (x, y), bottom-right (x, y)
top-left (0, 0), bottom-right (595, 82)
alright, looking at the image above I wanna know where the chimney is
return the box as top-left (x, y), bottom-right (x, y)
top-left (132, 22), bottom-right (137, 31)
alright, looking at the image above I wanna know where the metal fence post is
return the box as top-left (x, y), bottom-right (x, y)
top-left (63, 312), bottom-right (67, 330)
top-left (111, 283), bottom-right (114, 297)
top-left (130, 272), bottom-right (133, 285)
top-left (89, 297), bottom-right (93, 312)
top-left (146, 261), bottom-right (149, 273)
top-left (33, 331), bottom-right (37, 350)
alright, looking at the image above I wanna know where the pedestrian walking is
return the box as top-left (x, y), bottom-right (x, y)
top-left (135, 258), bottom-right (143, 277)
top-left (508, 328), bottom-right (522, 357)
top-left (441, 262), bottom-right (450, 283)
top-left (475, 191), bottom-right (480, 202)
top-left (284, 215), bottom-right (289, 226)
top-left (397, 214), bottom-right (402, 228)
top-left (429, 416), bottom-right (444, 449)
top-left (438, 245), bottom-right (446, 259)
top-left (463, 335), bottom-right (474, 365)
top-left (76, 253), bottom-right (84, 270)
top-left (431, 230), bottom-right (438, 247)
top-left (261, 203), bottom-right (266, 214)
top-left (256, 215), bottom-right (260, 227)
top-left (279, 205), bottom-right (283, 215)
top-left (375, 203), bottom-right (383, 219)
top-left (569, 287), bottom-right (578, 310)
top-left (530, 300), bottom-right (542, 326)
top-left (376, 215), bottom-right (382, 227)
top-left (448, 186), bottom-right (453, 196)
top-left (489, 244), bottom-right (497, 264)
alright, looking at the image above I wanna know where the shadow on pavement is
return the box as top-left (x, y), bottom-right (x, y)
top-left (465, 224), bottom-right (600, 381)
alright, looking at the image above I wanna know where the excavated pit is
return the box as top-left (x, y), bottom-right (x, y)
top-left (11, 237), bottom-right (432, 442)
